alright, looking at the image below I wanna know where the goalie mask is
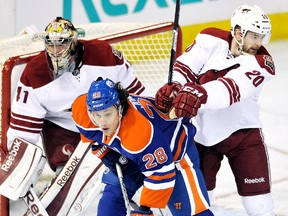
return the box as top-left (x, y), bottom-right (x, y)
top-left (231, 5), bottom-right (271, 48)
top-left (44, 17), bottom-right (78, 77)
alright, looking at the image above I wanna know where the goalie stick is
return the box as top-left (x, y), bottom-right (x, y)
top-left (168, 0), bottom-right (182, 119)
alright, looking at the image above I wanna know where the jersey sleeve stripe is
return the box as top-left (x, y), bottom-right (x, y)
top-left (173, 130), bottom-right (187, 162)
top-left (11, 112), bottom-right (44, 123)
top-left (126, 78), bottom-right (145, 95)
top-left (174, 61), bottom-right (198, 83)
top-left (9, 124), bottom-right (42, 134)
top-left (10, 117), bottom-right (43, 129)
top-left (218, 77), bottom-right (240, 105)
top-left (143, 165), bottom-right (176, 189)
top-left (144, 179), bottom-right (175, 190)
top-left (142, 162), bottom-right (175, 177)
top-left (9, 112), bottom-right (43, 133)
top-left (146, 170), bottom-right (176, 182)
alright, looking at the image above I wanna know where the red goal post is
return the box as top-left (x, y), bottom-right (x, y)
top-left (0, 22), bottom-right (182, 215)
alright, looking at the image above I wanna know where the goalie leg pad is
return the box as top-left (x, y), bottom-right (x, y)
top-left (0, 138), bottom-right (46, 200)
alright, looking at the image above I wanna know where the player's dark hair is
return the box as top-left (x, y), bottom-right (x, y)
top-left (115, 82), bottom-right (129, 116)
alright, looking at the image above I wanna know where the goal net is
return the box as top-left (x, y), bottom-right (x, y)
top-left (0, 22), bottom-right (182, 215)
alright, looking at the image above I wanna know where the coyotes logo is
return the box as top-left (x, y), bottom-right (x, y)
top-left (112, 48), bottom-right (123, 59)
top-left (263, 55), bottom-right (275, 75)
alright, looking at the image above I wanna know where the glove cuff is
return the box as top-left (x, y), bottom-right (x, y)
top-left (139, 205), bottom-right (151, 212)
top-left (131, 206), bottom-right (154, 216)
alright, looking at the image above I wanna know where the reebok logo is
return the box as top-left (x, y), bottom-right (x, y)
top-left (57, 156), bottom-right (80, 187)
top-left (244, 177), bottom-right (265, 184)
top-left (23, 190), bottom-right (43, 216)
top-left (1, 139), bottom-right (22, 172)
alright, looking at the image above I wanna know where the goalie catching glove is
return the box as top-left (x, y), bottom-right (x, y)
top-left (171, 82), bottom-right (208, 118)
top-left (155, 82), bottom-right (182, 112)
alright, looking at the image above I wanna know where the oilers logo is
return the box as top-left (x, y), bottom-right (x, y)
top-left (119, 155), bottom-right (128, 165)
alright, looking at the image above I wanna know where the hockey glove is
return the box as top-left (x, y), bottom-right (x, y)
top-left (172, 82), bottom-right (207, 118)
top-left (131, 206), bottom-right (154, 216)
top-left (155, 82), bottom-right (182, 112)
top-left (95, 146), bottom-right (145, 187)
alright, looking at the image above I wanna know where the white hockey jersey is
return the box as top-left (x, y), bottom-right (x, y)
top-left (7, 39), bottom-right (148, 148)
top-left (172, 28), bottom-right (275, 146)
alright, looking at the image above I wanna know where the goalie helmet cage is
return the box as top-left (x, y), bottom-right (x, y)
top-left (0, 22), bottom-right (182, 215)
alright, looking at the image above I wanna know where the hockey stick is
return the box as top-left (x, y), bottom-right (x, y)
top-left (116, 163), bottom-right (132, 215)
top-left (168, 0), bottom-right (182, 119)
top-left (115, 164), bottom-right (167, 216)
top-left (168, 0), bottom-right (181, 85)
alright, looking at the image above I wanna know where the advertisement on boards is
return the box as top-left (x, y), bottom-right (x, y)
top-left (0, 0), bottom-right (287, 41)
top-left (15, 0), bottom-right (287, 32)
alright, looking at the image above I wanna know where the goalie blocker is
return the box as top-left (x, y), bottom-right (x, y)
top-left (0, 138), bottom-right (46, 200)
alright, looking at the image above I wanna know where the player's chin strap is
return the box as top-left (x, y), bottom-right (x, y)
top-left (234, 34), bottom-right (252, 56)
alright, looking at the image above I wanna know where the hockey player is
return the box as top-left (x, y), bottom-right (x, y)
top-left (71, 78), bottom-right (214, 216)
top-left (155, 4), bottom-right (275, 216)
top-left (6, 16), bottom-right (147, 171)
top-left (4, 17), bottom-right (147, 213)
